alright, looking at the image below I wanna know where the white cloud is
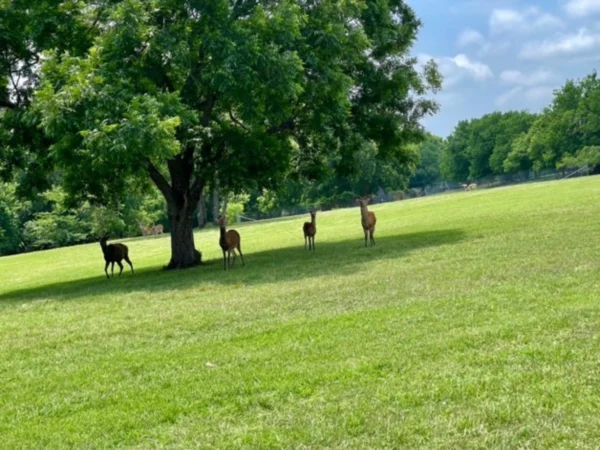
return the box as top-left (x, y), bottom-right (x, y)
top-left (418, 53), bottom-right (493, 88)
top-left (495, 85), bottom-right (555, 107)
top-left (490, 7), bottom-right (564, 35)
top-left (500, 69), bottom-right (553, 86)
top-left (565, 0), bottom-right (600, 17)
top-left (457, 29), bottom-right (486, 47)
top-left (520, 28), bottom-right (600, 59)
top-left (452, 54), bottom-right (494, 80)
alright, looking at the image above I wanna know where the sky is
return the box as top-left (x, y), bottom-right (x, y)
top-left (411, 0), bottom-right (600, 137)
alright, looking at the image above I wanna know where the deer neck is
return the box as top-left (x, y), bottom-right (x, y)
top-left (360, 205), bottom-right (370, 223)
top-left (311, 215), bottom-right (316, 226)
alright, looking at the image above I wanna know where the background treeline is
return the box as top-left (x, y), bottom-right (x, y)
top-left (2, 71), bottom-right (599, 256)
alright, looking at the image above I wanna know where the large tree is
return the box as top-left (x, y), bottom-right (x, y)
top-left (32, 0), bottom-right (440, 268)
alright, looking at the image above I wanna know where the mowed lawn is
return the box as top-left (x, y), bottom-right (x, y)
top-left (2, 177), bottom-right (600, 449)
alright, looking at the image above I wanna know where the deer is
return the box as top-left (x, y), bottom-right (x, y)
top-left (138, 222), bottom-right (152, 236)
top-left (356, 196), bottom-right (376, 247)
top-left (218, 216), bottom-right (245, 270)
top-left (152, 224), bottom-right (164, 235)
top-left (99, 234), bottom-right (134, 279)
top-left (303, 211), bottom-right (317, 251)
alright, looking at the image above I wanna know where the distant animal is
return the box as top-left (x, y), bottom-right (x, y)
top-left (152, 224), bottom-right (164, 235)
top-left (99, 234), bottom-right (134, 279)
top-left (139, 222), bottom-right (152, 236)
top-left (356, 196), bottom-right (377, 247)
top-left (463, 183), bottom-right (478, 191)
top-left (303, 211), bottom-right (317, 251)
top-left (218, 216), bottom-right (245, 270)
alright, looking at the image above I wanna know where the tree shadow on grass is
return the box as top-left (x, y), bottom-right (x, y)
top-left (0, 229), bottom-right (465, 306)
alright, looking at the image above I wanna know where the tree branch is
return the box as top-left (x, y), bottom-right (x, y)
top-left (146, 157), bottom-right (174, 203)
top-left (228, 109), bottom-right (249, 132)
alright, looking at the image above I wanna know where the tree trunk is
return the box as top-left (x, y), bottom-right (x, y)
top-left (197, 192), bottom-right (207, 229)
top-left (166, 200), bottom-right (202, 269)
top-left (211, 187), bottom-right (220, 225)
top-left (146, 149), bottom-right (205, 270)
top-left (221, 196), bottom-right (229, 219)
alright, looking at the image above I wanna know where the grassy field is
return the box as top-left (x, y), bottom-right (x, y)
top-left (1, 177), bottom-right (600, 449)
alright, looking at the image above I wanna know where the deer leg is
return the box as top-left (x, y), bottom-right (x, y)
top-left (238, 245), bottom-right (245, 267)
top-left (231, 249), bottom-right (237, 268)
top-left (222, 250), bottom-right (227, 271)
top-left (117, 261), bottom-right (124, 277)
top-left (104, 261), bottom-right (110, 279)
top-left (364, 229), bottom-right (368, 247)
top-left (370, 229), bottom-right (376, 247)
top-left (125, 256), bottom-right (134, 274)
top-left (111, 262), bottom-right (115, 278)
top-left (304, 235), bottom-right (307, 250)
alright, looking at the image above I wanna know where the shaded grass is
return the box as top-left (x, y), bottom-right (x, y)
top-left (1, 177), bottom-right (600, 448)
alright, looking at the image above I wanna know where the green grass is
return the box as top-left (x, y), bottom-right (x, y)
top-left (2, 177), bottom-right (600, 449)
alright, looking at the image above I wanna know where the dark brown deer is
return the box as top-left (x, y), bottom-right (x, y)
top-left (356, 196), bottom-right (376, 247)
top-left (100, 234), bottom-right (134, 279)
top-left (303, 211), bottom-right (317, 251)
top-left (218, 216), bottom-right (245, 270)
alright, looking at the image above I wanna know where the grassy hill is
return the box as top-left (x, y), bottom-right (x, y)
top-left (2, 177), bottom-right (600, 448)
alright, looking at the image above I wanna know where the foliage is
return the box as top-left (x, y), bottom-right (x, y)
top-left (409, 134), bottom-right (444, 189)
top-left (512, 72), bottom-right (600, 171)
top-left (0, 183), bottom-right (167, 256)
top-left (557, 146), bottom-right (600, 170)
top-left (443, 111), bottom-right (536, 181)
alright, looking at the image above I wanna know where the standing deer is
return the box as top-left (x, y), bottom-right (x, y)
top-left (218, 216), bottom-right (245, 270)
top-left (99, 234), bottom-right (134, 279)
top-left (356, 196), bottom-right (376, 247)
top-left (303, 211), bottom-right (317, 251)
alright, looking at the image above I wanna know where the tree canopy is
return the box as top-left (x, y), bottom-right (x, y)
top-left (15, 0), bottom-right (440, 268)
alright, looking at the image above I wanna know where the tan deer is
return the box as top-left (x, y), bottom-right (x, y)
top-left (138, 222), bottom-right (152, 236)
top-left (356, 196), bottom-right (376, 247)
top-left (303, 211), bottom-right (317, 251)
top-left (152, 224), bottom-right (164, 235)
top-left (218, 216), bottom-right (245, 270)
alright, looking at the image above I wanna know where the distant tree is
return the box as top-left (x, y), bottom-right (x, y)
top-left (558, 146), bottom-right (600, 171)
top-left (34, 0), bottom-right (441, 269)
top-left (514, 72), bottom-right (600, 171)
top-left (442, 120), bottom-right (471, 181)
top-left (442, 111), bottom-right (536, 181)
top-left (410, 135), bottom-right (444, 189)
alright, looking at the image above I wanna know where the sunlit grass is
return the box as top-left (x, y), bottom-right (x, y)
top-left (1, 177), bottom-right (600, 448)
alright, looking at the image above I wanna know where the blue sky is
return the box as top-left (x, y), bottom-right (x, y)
top-left (412, 0), bottom-right (600, 137)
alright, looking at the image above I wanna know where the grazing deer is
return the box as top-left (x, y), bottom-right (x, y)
top-left (303, 211), bottom-right (317, 251)
top-left (218, 216), bottom-right (245, 270)
top-left (152, 224), bottom-right (164, 235)
top-left (99, 234), bottom-right (134, 279)
top-left (356, 196), bottom-right (376, 247)
top-left (138, 222), bottom-right (152, 236)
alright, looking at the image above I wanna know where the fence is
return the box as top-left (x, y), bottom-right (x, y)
top-left (235, 165), bottom-right (596, 223)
